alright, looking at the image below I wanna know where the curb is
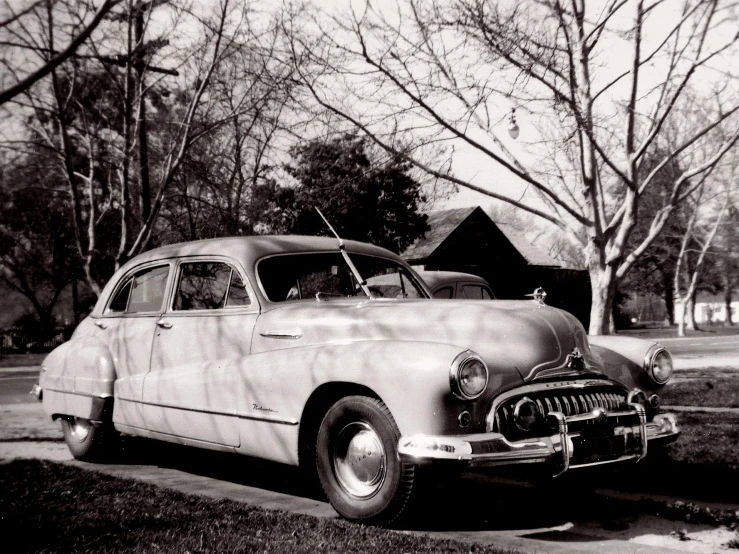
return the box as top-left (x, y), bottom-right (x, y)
top-left (663, 405), bottom-right (739, 414)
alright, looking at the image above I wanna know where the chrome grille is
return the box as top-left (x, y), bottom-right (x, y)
top-left (494, 387), bottom-right (629, 439)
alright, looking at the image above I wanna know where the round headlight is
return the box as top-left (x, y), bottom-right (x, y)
top-left (646, 347), bottom-right (673, 385)
top-left (450, 352), bottom-right (488, 400)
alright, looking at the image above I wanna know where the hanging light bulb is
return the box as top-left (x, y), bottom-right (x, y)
top-left (508, 108), bottom-right (520, 139)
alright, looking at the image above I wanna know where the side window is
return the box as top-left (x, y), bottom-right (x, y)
top-left (482, 287), bottom-right (493, 300)
top-left (226, 270), bottom-right (251, 307)
top-left (175, 261), bottom-right (251, 311)
top-left (433, 286), bottom-right (453, 299)
top-left (127, 265), bottom-right (170, 313)
top-left (461, 285), bottom-right (484, 300)
top-left (107, 279), bottom-right (133, 313)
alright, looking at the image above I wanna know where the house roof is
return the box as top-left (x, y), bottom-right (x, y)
top-left (402, 207), bottom-right (476, 261)
top-left (496, 223), bottom-right (561, 267)
top-left (402, 206), bottom-right (561, 268)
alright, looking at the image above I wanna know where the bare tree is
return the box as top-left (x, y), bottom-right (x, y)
top-left (285, 0), bottom-right (739, 334)
top-left (673, 181), bottom-right (730, 335)
top-left (1, 0), bottom-right (261, 295)
top-left (0, 0), bottom-right (119, 105)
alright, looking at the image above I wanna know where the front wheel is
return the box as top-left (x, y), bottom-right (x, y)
top-left (61, 417), bottom-right (117, 462)
top-left (316, 396), bottom-right (415, 525)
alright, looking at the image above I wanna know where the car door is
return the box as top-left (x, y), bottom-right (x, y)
top-left (96, 262), bottom-right (173, 430)
top-left (143, 258), bottom-right (258, 446)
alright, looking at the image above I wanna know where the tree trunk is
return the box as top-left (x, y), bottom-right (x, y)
top-left (686, 292), bottom-right (697, 330)
top-left (72, 278), bottom-right (79, 326)
top-left (588, 265), bottom-right (616, 335)
top-left (725, 288), bottom-right (734, 326)
top-left (676, 300), bottom-right (686, 336)
top-left (135, 8), bottom-right (151, 223)
top-left (663, 272), bottom-right (675, 325)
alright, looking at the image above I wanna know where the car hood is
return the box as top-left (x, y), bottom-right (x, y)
top-left (252, 299), bottom-right (600, 383)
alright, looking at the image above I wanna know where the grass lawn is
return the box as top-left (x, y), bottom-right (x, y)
top-left (0, 459), bottom-right (519, 554)
top-left (604, 411), bottom-right (739, 505)
top-left (668, 411), bottom-right (739, 469)
top-left (660, 368), bottom-right (739, 408)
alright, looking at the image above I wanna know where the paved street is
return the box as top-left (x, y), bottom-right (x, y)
top-left (0, 369), bottom-right (40, 404)
top-left (657, 334), bottom-right (739, 357)
top-left (656, 335), bottom-right (739, 369)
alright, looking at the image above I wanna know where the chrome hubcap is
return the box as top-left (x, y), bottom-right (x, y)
top-left (69, 417), bottom-right (91, 441)
top-left (333, 422), bottom-right (386, 498)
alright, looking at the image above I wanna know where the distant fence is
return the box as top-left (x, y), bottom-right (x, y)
top-left (0, 328), bottom-right (66, 355)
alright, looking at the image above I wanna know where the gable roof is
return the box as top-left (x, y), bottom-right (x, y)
top-left (402, 207), bottom-right (477, 261)
top-left (402, 206), bottom-right (561, 268)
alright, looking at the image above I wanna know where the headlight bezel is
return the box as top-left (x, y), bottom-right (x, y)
top-left (643, 345), bottom-right (674, 385)
top-left (450, 351), bottom-right (489, 401)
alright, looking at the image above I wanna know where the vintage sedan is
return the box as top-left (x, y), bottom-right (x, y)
top-left (35, 235), bottom-right (679, 525)
top-left (415, 270), bottom-right (496, 300)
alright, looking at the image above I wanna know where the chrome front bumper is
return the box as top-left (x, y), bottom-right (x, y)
top-left (398, 406), bottom-right (679, 476)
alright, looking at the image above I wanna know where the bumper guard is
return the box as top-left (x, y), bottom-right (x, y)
top-left (398, 404), bottom-right (679, 476)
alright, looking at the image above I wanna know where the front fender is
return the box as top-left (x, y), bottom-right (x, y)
top-left (588, 335), bottom-right (665, 392)
top-left (240, 340), bottom-right (477, 437)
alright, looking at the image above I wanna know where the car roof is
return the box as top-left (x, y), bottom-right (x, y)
top-left (415, 270), bottom-right (491, 289)
top-left (94, 235), bottom-right (411, 315)
top-left (119, 235), bottom-right (401, 270)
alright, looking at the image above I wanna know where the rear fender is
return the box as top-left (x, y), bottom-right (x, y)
top-left (40, 337), bottom-right (116, 421)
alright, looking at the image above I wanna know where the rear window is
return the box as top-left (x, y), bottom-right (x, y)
top-left (433, 286), bottom-right (453, 299)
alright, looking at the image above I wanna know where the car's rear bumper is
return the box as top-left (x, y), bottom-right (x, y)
top-left (398, 407), bottom-right (679, 476)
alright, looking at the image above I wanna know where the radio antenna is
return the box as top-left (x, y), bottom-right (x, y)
top-left (315, 208), bottom-right (344, 249)
top-left (315, 208), bottom-right (371, 299)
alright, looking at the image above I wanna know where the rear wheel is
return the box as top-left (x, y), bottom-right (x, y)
top-left (316, 395), bottom-right (415, 525)
top-left (61, 416), bottom-right (117, 462)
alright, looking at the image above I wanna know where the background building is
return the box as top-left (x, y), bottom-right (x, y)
top-left (402, 207), bottom-right (592, 326)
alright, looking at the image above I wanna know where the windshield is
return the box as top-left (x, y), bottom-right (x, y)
top-left (257, 252), bottom-right (427, 302)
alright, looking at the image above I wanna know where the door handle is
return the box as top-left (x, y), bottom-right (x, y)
top-left (94, 321), bottom-right (107, 330)
top-left (156, 319), bottom-right (173, 329)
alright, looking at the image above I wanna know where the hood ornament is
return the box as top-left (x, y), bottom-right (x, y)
top-left (565, 347), bottom-right (585, 371)
top-left (526, 287), bottom-right (547, 306)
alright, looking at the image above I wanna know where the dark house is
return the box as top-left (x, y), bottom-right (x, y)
top-left (403, 206), bottom-right (592, 327)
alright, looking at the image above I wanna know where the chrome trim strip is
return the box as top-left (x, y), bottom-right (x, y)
top-left (485, 379), bottom-right (627, 432)
top-left (44, 387), bottom-right (113, 399)
top-left (259, 330), bottom-right (303, 340)
top-left (116, 396), bottom-right (299, 426)
top-left (114, 422), bottom-right (239, 451)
